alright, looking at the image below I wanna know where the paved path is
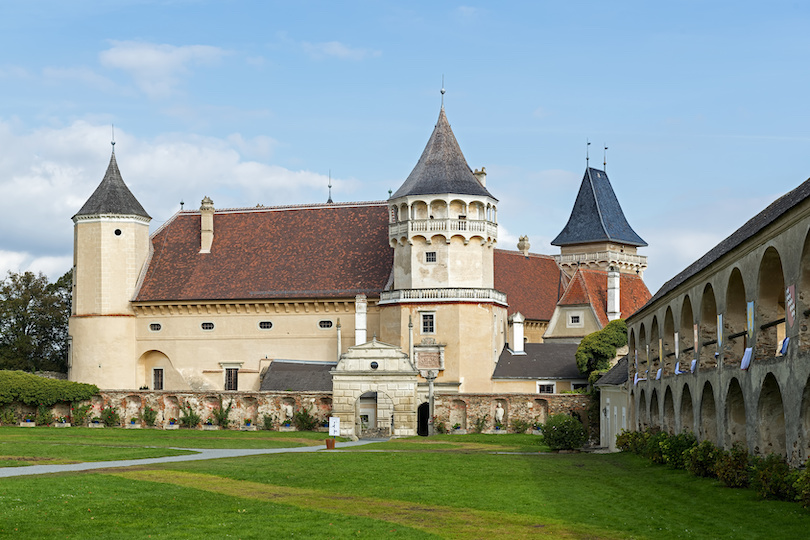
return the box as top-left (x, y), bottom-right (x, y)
top-left (0, 439), bottom-right (383, 479)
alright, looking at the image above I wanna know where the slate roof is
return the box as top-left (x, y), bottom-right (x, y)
top-left (640, 176), bottom-right (810, 312)
top-left (135, 202), bottom-right (393, 301)
top-left (74, 150), bottom-right (151, 219)
top-left (493, 250), bottom-right (565, 321)
top-left (552, 167), bottom-right (645, 247)
top-left (557, 268), bottom-right (651, 326)
top-left (594, 356), bottom-right (629, 387)
top-left (259, 360), bottom-right (335, 392)
top-left (492, 343), bottom-right (581, 380)
top-left (391, 108), bottom-right (495, 200)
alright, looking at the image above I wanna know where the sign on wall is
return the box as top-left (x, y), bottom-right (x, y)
top-left (674, 331), bottom-right (679, 358)
top-left (693, 324), bottom-right (699, 359)
top-left (717, 314), bottom-right (723, 351)
top-left (786, 284), bottom-right (796, 327)
top-left (747, 301), bottom-right (755, 338)
top-left (328, 416), bottom-right (340, 436)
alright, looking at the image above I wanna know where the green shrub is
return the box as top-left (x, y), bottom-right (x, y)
top-left (751, 453), bottom-right (799, 501)
top-left (511, 419), bottom-right (531, 434)
top-left (434, 419), bottom-right (448, 434)
top-left (794, 460), bottom-right (810, 509)
top-left (715, 443), bottom-right (751, 488)
top-left (293, 408), bottom-right (320, 431)
top-left (470, 415), bottom-right (488, 434)
top-left (0, 370), bottom-right (98, 406)
top-left (71, 402), bottom-right (91, 426)
top-left (142, 406), bottom-right (158, 427)
top-left (35, 403), bottom-right (54, 426)
top-left (643, 430), bottom-right (667, 464)
top-left (685, 439), bottom-right (720, 478)
top-left (101, 406), bottom-right (120, 427)
top-left (0, 406), bottom-right (17, 425)
top-left (659, 431), bottom-right (697, 469)
top-left (616, 429), bottom-right (650, 455)
top-left (541, 414), bottom-right (586, 451)
top-left (262, 414), bottom-right (275, 430)
top-left (211, 396), bottom-right (234, 428)
top-left (179, 403), bottom-right (200, 428)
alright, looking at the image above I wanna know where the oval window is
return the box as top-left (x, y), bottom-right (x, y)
top-left (258, 321), bottom-right (273, 330)
top-left (149, 323), bottom-right (162, 332)
top-left (319, 320), bottom-right (333, 329)
top-left (201, 322), bottom-right (215, 331)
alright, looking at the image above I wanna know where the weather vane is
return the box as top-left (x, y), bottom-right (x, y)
top-left (111, 124), bottom-right (115, 149)
top-left (586, 139), bottom-right (591, 165)
top-left (603, 144), bottom-right (608, 171)
top-left (441, 75), bottom-right (445, 108)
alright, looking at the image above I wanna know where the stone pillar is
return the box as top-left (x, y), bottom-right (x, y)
top-left (200, 196), bottom-right (214, 253)
top-left (607, 266), bottom-right (620, 321)
top-left (355, 294), bottom-right (367, 345)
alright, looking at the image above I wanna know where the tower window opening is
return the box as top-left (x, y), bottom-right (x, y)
top-left (319, 320), bottom-right (334, 329)
top-left (149, 323), bottom-right (162, 332)
top-left (421, 313), bottom-right (435, 334)
top-left (201, 322), bottom-right (215, 331)
top-left (114, 229), bottom-right (122, 236)
top-left (258, 321), bottom-right (273, 330)
top-left (426, 251), bottom-right (437, 263)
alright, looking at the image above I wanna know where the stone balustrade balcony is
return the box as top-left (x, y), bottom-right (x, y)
top-left (554, 250), bottom-right (647, 274)
top-left (388, 218), bottom-right (498, 243)
top-left (379, 287), bottom-right (507, 305)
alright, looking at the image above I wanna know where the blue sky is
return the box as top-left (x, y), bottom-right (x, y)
top-left (1, 0), bottom-right (810, 295)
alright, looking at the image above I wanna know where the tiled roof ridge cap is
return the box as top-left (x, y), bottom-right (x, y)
top-left (494, 248), bottom-right (556, 260)
top-left (174, 200), bottom-right (387, 215)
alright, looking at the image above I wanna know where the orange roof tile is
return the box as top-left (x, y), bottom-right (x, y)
top-left (493, 250), bottom-right (564, 321)
top-left (558, 268), bottom-right (651, 327)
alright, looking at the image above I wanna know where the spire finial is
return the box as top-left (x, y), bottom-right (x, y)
top-left (327, 170), bottom-right (333, 204)
top-left (603, 144), bottom-right (608, 171)
top-left (180, 199), bottom-right (184, 211)
top-left (440, 75), bottom-right (445, 109)
top-left (111, 124), bottom-right (116, 151)
top-left (586, 139), bottom-right (591, 166)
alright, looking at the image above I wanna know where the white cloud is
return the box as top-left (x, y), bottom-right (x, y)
top-left (302, 41), bottom-right (381, 61)
top-left (41, 66), bottom-right (120, 93)
top-left (99, 41), bottom-right (228, 98)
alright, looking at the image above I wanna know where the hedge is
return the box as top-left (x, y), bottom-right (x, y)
top-left (0, 370), bottom-right (99, 406)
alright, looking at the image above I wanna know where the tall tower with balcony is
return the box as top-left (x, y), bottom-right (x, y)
top-left (379, 107), bottom-right (507, 393)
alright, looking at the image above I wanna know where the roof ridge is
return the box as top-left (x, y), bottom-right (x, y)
top-left (177, 200), bottom-right (387, 215)
top-left (493, 248), bottom-right (556, 260)
top-left (588, 167), bottom-right (611, 242)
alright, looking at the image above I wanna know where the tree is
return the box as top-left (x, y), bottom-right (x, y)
top-left (0, 270), bottom-right (72, 372)
top-left (575, 318), bottom-right (627, 381)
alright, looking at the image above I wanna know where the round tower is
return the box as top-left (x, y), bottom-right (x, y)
top-left (69, 147), bottom-right (151, 388)
top-left (380, 107), bottom-right (507, 392)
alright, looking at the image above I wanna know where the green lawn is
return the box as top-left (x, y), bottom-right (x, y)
top-left (1, 430), bottom-right (809, 538)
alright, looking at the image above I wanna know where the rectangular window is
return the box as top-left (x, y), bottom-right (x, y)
top-left (225, 368), bottom-right (238, 391)
top-left (421, 313), bottom-right (435, 334)
top-left (537, 383), bottom-right (554, 394)
top-left (570, 315), bottom-right (580, 324)
top-left (425, 251), bottom-right (437, 263)
top-left (153, 368), bottom-right (164, 391)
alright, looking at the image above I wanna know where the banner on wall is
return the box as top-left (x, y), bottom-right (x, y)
top-left (693, 324), bottom-right (699, 359)
top-left (747, 301), bottom-right (755, 338)
top-left (675, 331), bottom-right (679, 358)
top-left (717, 314), bottom-right (723, 351)
top-left (658, 338), bottom-right (663, 366)
top-left (786, 284), bottom-right (796, 327)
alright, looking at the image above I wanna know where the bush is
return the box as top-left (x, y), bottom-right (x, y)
top-left (211, 396), bottom-right (234, 428)
top-left (659, 431), bottom-right (697, 469)
top-left (142, 406), bottom-right (158, 427)
top-left (293, 407), bottom-right (319, 431)
top-left (470, 415), bottom-right (488, 434)
top-left (643, 430), bottom-right (668, 464)
top-left (262, 413), bottom-right (275, 430)
top-left (35, 403), bottom-right (54, 426)
top-left (71, 402), bottom-right (91, 426)
top-left (0, 370), bottom-right (98, 406)
top-left (541, 414), bottom-right (587, 451)
top-left (511, 419), bottom-right (531, 434)
top-left (684, 440), bottom-right (720, 478)
top-left (0, 406), bottom-right (17, 425)
top-left (100, 405), bottom-right (120, 427)
top-left (794, 460), bottom-right (810, 509)
top-left (616, 429), bottom-right (650, 455)
top-left (434, 419), bottom-right (448, 434)
top-left (715, 443), bottom-right (751, 488)
top-left (179, 403), bottom-right (200, 428)
top-left (751, 453), bottom-right (799, 501)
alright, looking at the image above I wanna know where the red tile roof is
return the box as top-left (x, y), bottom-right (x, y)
top-left (493, 250), bottom-right (564, 321)
top-left (557, 268), bottom-right (651, 327)
top-left (135, 202), bottom-right (393, 301)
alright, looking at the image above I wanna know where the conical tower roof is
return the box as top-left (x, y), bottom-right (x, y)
top-left (391, 108), bottom-right (495, 200)
top-left (74, 149), bottom-right (150, 219)
top-left (552, 167), bottom-right (645, 247)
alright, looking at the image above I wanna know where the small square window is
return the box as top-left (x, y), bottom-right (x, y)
top-left (570, 315), bottom-right (580, 324)
top-left (421, 313), bottom-right (435, 334)
top-left (425, 251), bottom-right (437, 263)
top-left (153, 368), bottom-right (164, 391)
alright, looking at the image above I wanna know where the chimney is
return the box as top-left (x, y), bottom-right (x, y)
top-left (517, 235), bottom-right (531, 257)
top-left (354, 294), bottom-right (367, 345)
top-left (199, 196), bottom-right (214, 253)
top-left (473, 166), bottom-right (487, 187)
top-left (607, 266), bottom-right (620, 321)
top-left (510, 312), bottom-right (526, 354)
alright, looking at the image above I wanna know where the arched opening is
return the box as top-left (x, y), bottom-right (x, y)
top-left (124, 395), bottom-right (142, 424)
top-left (699, 284), bottom-right (718, 369)
top-left (429, 199), bottom-right (448, 219)
top-left (638, 390), bottom-right (648, 429)
top-left (756, 247), bottom-right (786, 361)
top-left (317, 397), bottom-right (333, 420)
top-left (449, 399), bottom-right (467, 430)
top-left (533, 399), bottom-right (549, 425)
top-left (679, 296), bottom-right (695, 372)
top-left (638, 324), bottom-right (648, 376)
top-left (449, 199), bottom-right (467, 219)
top-left (358, 391), bottom-right (378, 436)
top-left (417, 402), bottom-right (429, 436)
top-left (799, 229), bottom-right (810, 351)
top-left (649, 317), bottom-right (661, 378)
top-left (650, 390), bottom-right (660, 428)
top-left (663, 387), bottom-right (675, 433)
top-left (700, 382), bottom-right (718, 444)
top-left (136, 350), bottom-right (183, 391)
top-left (756, 373), bottom-right (786, 456)
top-left (629, 327), bottom-right (637, 373)
top-left (663, 308), bottom-right (676, 376)
top-left (724, 268), bottom-right (748, 367)
top-left (412, 200), bottom-right (428, 219)
top-left (493, 399), bottom-right (509, 429)
top-left (242, 397), bottom-right (258, 426)
top-left (163, 395), bottom-right (180, 425)
top-left (629, 390), bottom-right (636, 430)
top-left (725, 378), bottom-right (747, 447)
top-left (680, 384), bottom-right (694, 433)
top-left (801, 375), bottom-right (810, 462)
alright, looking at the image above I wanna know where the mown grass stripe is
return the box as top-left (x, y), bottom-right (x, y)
top-left (112, 469), bottom-right (615, 539)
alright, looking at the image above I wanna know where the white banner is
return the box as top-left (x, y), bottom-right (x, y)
top-left (328, 416), bottom-right (340, 437)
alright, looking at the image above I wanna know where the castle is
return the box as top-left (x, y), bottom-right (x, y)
top-left (68, 105), bottom-right (650, 437)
